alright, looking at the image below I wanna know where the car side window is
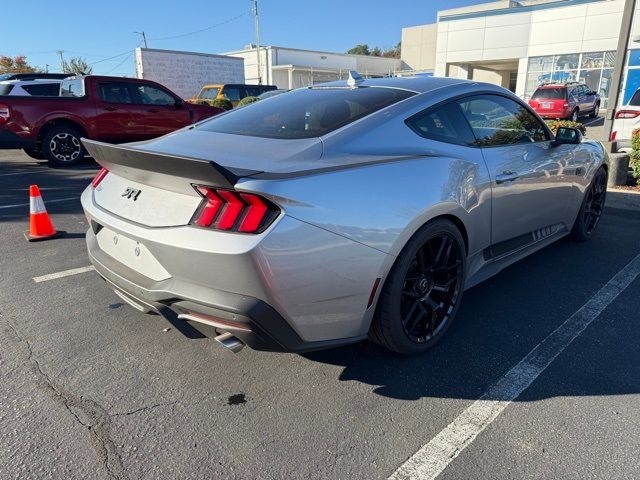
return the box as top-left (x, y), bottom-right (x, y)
top-left (457, 95), bottom-right (549, 147)
top-left (223, 86), bottom-right (241, 102)
top-left (406, 101), bottom-right (476, 146)
top-left (136, 85), bottom-right (175, 106)
top-left (21, 83), bottom-right (60, 96)
top-left (99, 82), bottom-right (133, 104)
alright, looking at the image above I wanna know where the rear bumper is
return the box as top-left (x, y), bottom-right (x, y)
top-left (0, 129), bottom-right (36, 149)
top-left (536, 111), bottom-right (570, 120)
top-left (87, 232), bottom-right (364, 352)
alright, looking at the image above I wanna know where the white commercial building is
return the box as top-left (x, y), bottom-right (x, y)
top-left (224, 45), bottom-right (403, 89)
top-left (401, 0), bottom-right (640, 107)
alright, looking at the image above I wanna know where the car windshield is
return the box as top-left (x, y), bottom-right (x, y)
top-left (532, 87), bottom-right (566, 100)
top-left (629, 90), bottom-right (640, 106)
top-left (199, 86), bottom-right (415, 139)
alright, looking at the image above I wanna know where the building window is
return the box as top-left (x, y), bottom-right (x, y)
top-left (525, 51), bottom-right (616, 108)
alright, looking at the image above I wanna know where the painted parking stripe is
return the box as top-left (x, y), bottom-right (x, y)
top-left (0, 196), bottom-right (79, 210)
top-left (0, 169), bottom-right (50, 177)
top-left (389, 253), bottom-right (640, 480)
top-left (33, 265), bottom-right (95, 283)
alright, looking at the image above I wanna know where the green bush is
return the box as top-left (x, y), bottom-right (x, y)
top-left (237, 96), bottom-right (259, 107)
top-left (545, 119), bottom-right (586, 136)
top-left (211, 98), bottom-right (233, 111)
top-left (630, 128), bottom-right (640, 184)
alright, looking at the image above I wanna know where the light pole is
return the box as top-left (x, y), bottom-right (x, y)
top-left (603, 0), bottom-right (636, 146)
top-left (134, 31), bottom-right (148, 49)
top-left (56, 50), bottom-right (65, 72)
top-left (253, 0), bottom-right (262, 85)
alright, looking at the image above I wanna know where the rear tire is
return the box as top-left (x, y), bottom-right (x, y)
top-left (589, 102), bottom-right (600, 119)
top-left (570, 108), bottom-right (579, 122)
top-left (369, 219), bottom-right (466, 355)
top-left (572, 167), bottom-right (607, 242)
top-left (41, 125), bottom-right (85, 167)
top-left (22, 148), bottom-right (45, 160)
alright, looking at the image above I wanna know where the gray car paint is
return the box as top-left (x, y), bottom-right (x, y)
top-left (80, 76), bottom-right (608, 347)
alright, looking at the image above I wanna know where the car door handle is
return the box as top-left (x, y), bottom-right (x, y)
top-left (103, 106), bottom-right (118, 111)
top-left (496, 171), bottom-right (520, 184)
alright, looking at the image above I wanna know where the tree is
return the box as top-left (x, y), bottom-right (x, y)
top-left (382, 42), bottom-right (401, 59)
top-left (346, 44), bottom-right (371, 56)
top-left (0, 55), bottom-right (39, 74)
top-left (371, 47), bottom-right (383, 57)
top-left (62, 57), bottom-right (92, 75)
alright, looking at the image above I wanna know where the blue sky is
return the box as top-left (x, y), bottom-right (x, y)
top-left (3, 0), bottom-right (479, 76)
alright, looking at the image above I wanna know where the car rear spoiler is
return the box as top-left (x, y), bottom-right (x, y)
top-left (82, 139), bottom-right (262, 195)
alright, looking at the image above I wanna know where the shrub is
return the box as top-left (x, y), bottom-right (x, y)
top-left (211, 98), bottom-right (233, 111)
top-left (545, 119), bottom-right (586, 136)
top-left (630, 128), bottom-right (640, 184)
top-left (237, 96), bottom-right (259, 107)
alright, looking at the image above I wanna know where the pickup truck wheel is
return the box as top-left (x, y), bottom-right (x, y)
top-left (22, 148), bottom-right (45, 160)
top-left (42, 126), bottom-right (85, 166)
top-left (589, 102), bottom-right (600, 118)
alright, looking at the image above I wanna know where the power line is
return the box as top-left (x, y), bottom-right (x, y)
top-left (149, 12), bottom-right (249, 41)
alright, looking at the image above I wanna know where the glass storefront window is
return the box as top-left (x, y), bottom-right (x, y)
top-left (579, 69), bottom-right (602, 93)
top-left (604, 51), bottom-right (616, 68)
top-left (581, 52), bottom-right (604, 69)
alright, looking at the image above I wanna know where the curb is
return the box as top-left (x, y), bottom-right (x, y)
top-left (607, 188), bottom-right (640, 210)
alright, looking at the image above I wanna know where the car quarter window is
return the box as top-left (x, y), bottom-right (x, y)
top-left (457, 95), bottom-right (549, 147)
top-left (406, 102), bottom-right (476, 146)
top-left (99, 82), bottom-right (133, 104)
top-left (21, 83), bottom-right (60, 96)
top-left (136, 84), bottom-right (176, 105)
top-left (223, 86), bottom-right (241, 101)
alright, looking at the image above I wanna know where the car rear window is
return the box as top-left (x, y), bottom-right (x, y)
top-left (532, 87), bottom-right (566, 100)
top-left (0, 84), bottom-right (14, 95)
top-left (629, 90), bottom-right (640, 106)
top-left (199, 86), bottom-right (415, 139)
top-left (21, 83), bottom-right (60, 96)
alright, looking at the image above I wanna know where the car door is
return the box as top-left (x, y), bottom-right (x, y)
top-left (95, 81), bottom-right (148, 142)
top-left (133, 83), bottom-right (192, 137)
top-left (457, 94), bottom-right (575, 250)
top-left (577, 85), bottom-right (590, 112)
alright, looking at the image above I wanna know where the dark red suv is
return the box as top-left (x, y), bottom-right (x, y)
top-left (528, 82), bottom-right (600, 122)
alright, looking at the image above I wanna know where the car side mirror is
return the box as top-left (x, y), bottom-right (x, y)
top-left (175, 99), bottom-right (184, 108)
top-left (554, 126), bottom-right (583, 146)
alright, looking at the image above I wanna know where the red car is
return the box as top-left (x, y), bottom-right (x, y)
top-left (528, 82), bottom-right (600, 122)
top-left (0, 75), bottom-right (222, 166)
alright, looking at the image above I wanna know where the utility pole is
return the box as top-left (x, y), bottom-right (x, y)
top-left (134, 31), bottom-right (148, 49)
top-left (56, 50), bottom-right (65, 72)
top-left (253, 0), bottom-right (262, 84)
top-left (603, 0), bottom-right (636, 146)
top-left (45, 64), bottom-right (49, 73)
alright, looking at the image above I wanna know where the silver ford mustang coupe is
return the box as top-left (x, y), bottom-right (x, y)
top-left (80, 74), bottom-right (608, 355)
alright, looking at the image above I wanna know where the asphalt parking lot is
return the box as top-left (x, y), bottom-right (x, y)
top-left (1, 140), bottom-right (640, 479)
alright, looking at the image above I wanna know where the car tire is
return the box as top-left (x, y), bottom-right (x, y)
top-left (589, 102), bottom-right (600, 119)
top-left (41, 125), bottom-right (86, 167)
top-left (572, 167), bottom-right (607, 242)
top-left (22, 148), bottom-right (45, 160)
top-left (369, 219), bottom-right (466, 355)
top-left (570, 108), bottom-right (579, 122)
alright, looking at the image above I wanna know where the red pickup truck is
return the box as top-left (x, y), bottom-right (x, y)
top-left (0, 75), bottom-right (222, 166)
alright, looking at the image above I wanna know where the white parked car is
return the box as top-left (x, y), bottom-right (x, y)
top-left (0, 79), bottom-right (62, 97)
top-left (611, 88), bottom-right (640, 152)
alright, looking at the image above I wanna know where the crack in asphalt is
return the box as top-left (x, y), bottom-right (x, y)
top-left (4, 318), bottom-right (128, 480)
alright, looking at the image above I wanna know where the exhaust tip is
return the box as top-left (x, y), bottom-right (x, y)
top-left (215, 332), bottom-right (245, 353)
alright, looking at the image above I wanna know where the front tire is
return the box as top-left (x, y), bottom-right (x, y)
top-left (572, 167), bottom-right (607, 242)
top-left (41, 125), bottom-right (85, 167)
top-left (369, 219), bottom-right (466, 355)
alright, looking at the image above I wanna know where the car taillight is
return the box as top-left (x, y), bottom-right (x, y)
top-left (615, 110), bottom-right (640, 119)
top-left (0, 103), bottom-right (10, 124)
top-left (92, 167), bottom-right (109, 188)
top-left (191, 186), bottom-right (280, 234)
top-left (610, 130), bottom-right (617, 141)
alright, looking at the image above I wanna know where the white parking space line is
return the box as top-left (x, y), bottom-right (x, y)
top-left (0, 196), bottom-right (79, 210)
top-left (389, 253), bottom-right (640, 480)
top-left (33, 265), bottom-right (95, 283)
top-left (0, 169), bottom-right (50, 177)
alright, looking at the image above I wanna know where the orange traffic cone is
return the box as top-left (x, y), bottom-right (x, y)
top-left (24, 185), bottom-right (63, 242)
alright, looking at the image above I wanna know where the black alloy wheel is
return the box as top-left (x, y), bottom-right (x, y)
top-left (572, 167), bottom-right (607, 241)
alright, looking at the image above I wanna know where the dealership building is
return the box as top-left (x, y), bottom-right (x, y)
top-left (401, 0), bottom-right (640, 107)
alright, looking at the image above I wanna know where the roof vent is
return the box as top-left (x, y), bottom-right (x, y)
top-left (347, 70), bottom-right (364, 88)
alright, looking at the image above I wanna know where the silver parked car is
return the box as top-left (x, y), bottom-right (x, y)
top-left (81, 74), bottom-right (608, 355)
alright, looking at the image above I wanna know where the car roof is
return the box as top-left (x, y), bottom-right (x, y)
top-left (0, 79), bottom-right (62, 85)
top-left (316, 75), bottom-right (471, 94)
